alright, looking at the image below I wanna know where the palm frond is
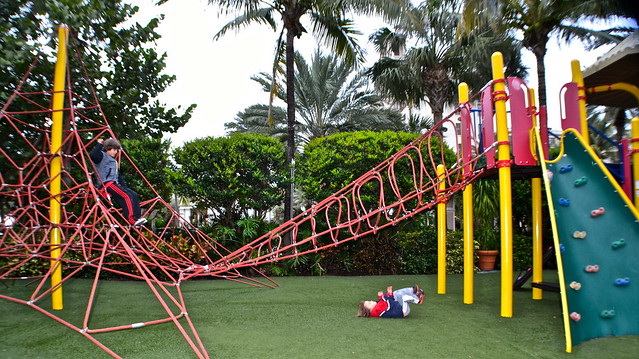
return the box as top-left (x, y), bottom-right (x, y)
top-left (369, 27), bottom-right (407, 57)
top-left (207, 0), bottom-right (263, 15)
top-left (213, 6), bottom-right (277, 40)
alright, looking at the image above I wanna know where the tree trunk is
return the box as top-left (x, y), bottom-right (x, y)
top-left (531, 39), bottom-right (548, 109)
top-left (422, 65), bottom-right (448, 132)
top-left (283, 28), bottom-right (296, 243)
top-left (614, 108), bottom-right (626, 142)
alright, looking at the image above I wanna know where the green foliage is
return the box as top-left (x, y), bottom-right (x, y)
top-left (172, 134), bottom-right (289, 227)
top-left (0, 0), bottom-right (194, 141)
top-left (513, 233), bottom-right (534, 272)
top-left (120, 138), bottom-right (174, 202)
top-left (266, 253), bottom-right (325, 277)
top-left (155, 233), bottom-right (206, 263)
top-left (228, 50), bottom-right (404, 145)
top-left (352, 231), bottom-right (402, 275)
top-left (472, 179), bottom-right (500, 249)
top-left (445, 231), bottom-right (469, 274)
top-left (209, 0), bottom-right (408, 223)
top-left (395, 230), bottom-right (437, 274)
top-left (298, 130), bottom-right (456, 206)
top-left (368, 0), bottom-right (527, 123)
top-left (296, 131), bottom-right (457, 275)
top-left (1, 255), bottom-right (47, 278)
top-left (394, 219), bottom-right (470, 275)
top-left (461, 0), bottom-right (635, 107)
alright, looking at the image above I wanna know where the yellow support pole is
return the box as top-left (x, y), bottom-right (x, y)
top-left (531, 177), bottom-right (543, 300)
top-left (49, 25), bottom-right (69, 310)
top-left (533, 126), bottom-right (573, 353)
top-left (529, 88), bottom-right (543, 300)
top-left (632, 118), bottom-right (639, 207)
top-left (459, 82), bottom-right (474, 304)
top-left (492, 52), bottom-right (513, 317)
top-left (570, 60), bottom-right (589, 145)
top-left (437, 164), bottom-right (447, 294)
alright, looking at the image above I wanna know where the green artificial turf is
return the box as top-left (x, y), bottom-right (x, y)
top-left (1, 272), bottom-right (637, 358)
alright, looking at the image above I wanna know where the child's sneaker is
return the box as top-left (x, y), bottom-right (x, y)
top-left (133, 217), bottom-right (147, 227)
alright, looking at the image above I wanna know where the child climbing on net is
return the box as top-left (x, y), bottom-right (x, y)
top-left (357, 285), bottom-right (424, 318)
top-left (91, 138), bottom-right (146, 227)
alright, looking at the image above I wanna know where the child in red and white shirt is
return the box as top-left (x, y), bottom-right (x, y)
top-left (357, 285), bottom-right (424, 318)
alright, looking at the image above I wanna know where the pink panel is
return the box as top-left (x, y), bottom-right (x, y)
top-left (508, 77), bottom-right (536, 166)
top-left (481, 87), bottom-right (496, 169)
top-left (561, 82), bottom-right (581, 131)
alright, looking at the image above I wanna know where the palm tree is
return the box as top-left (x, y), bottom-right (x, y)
top-left (226, 50), bottom-right (404, 148)
top-left (208, 0), bottom-right (411, 223)
top-left (368, 0), bottom-right (526, 126)
top-left (460, 0), bottom-right (635, 109)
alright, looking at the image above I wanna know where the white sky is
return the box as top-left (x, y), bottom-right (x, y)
top-left (130, 0), bottom-right (621, 147)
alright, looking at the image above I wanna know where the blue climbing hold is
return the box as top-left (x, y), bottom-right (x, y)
top-left (559, 244), bottom-right (565, 253)
top-left (558, 198), bottom-right (570, 206)
top-left (559, 165), bottom-right (573, 173)
top-left (614, 278), bottom-right (630, 286)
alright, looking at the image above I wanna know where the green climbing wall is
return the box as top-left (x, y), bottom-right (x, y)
top-left (546, 130), bottom-right (639, 347)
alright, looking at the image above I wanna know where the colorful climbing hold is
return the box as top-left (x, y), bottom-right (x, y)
top-left (558, 198), bottom-right (571, 206)
top-left (612, 239), bottom-right (626, 249)
top-left (574, 177), bottom-right (588, 187)
top-left (570, 312), bottom-right (581, 322)
top-left (572, 231), bottom-right (587, 239)
top-left (614, 277), bottom-right (630, 286)
top-left (590, 207), bottom-right (605, 217)
top-left (546, 170), bottom-right (554, 182)
top-left (559, 165), bottom-right (573, 173)
top-left (559, 244), bottom-right (565, 253)
top-left (585, 265), bottom-right (600, 273)
top-left (600, 310), bottom-right (616, 319)
top-left (569, 281), bottom-right (582, 290)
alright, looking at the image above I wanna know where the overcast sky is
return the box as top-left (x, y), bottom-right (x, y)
top-left (130, 0), bottom-right (620, 147)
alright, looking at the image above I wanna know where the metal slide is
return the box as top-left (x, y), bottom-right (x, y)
top-left (538, 129), bottom-right (639, 352)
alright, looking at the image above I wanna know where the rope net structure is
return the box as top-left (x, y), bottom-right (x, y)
top-left (0, 36), bottom-right (532, 358)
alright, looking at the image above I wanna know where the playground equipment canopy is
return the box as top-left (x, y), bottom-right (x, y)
top-left (583, 30), bottom-right (639, 108)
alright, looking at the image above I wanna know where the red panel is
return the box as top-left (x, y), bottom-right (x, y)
top-left (561, 82), bottom-right (581, 131)
top-left (459, 103), bottom-right (473, 173)
top-left (508, 77), bottom-right (536, 166)
top-left (481, 87), bottom-right (496, 169)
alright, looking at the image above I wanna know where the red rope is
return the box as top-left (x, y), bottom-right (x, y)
top-left (1, 30), bottom-right (499, 359)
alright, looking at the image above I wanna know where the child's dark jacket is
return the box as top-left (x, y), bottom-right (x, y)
top-left (370, 293), bottom-right (403, 318)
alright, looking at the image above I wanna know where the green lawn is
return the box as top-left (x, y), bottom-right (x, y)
top-left (1, 272), bottom-right (637, 358)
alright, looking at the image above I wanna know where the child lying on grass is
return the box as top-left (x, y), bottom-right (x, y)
top-left (357, 285), bottom-right (424, 318)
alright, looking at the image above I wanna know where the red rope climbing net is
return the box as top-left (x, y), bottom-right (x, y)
top-left (0, 32), bottom-right (502, 358)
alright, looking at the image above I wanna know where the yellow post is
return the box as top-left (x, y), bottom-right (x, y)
top-left (531, 177), bottom-right (543, 299)
top-left (437, 164), bottom-right (447, 294)
top-left (632, 118), bottom-right (639, 207)
top-left (570, 60), bottom-right (589, 145)
top-left (49, 25), bottom-right (69, 310)
top-left (492, 52), bottom-right (513, 317)
top-left (529, 88), bottom-right (543, 300)
top-left (459, 82), bottom-right (474, 304)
